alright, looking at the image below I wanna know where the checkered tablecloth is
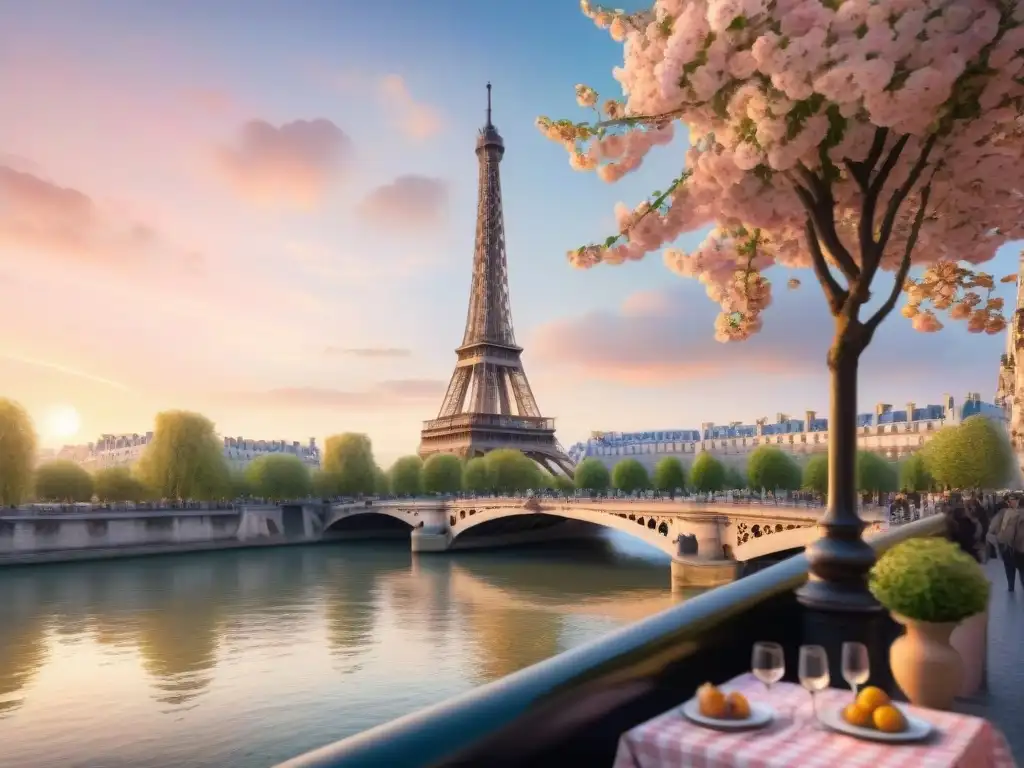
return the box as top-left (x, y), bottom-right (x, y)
top-left (613, 673), bottom-right (1017, 768)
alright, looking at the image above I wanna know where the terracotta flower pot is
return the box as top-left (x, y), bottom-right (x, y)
top-left (889, 613), bottom-right (964, 710)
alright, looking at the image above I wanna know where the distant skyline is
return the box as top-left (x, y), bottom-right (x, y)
top-left (0, 0), bottom-right (1019, 466)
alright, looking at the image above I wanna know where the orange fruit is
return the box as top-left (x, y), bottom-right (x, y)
top-left (842, 703), bottom-right (872, 728)
top-left (697, 683), bottom-right (728, 719)
top-left (855, 686), bottom-right (890, 714)
top-left (873, 705), bottom-right (907, 733)
top-left (726, 691), bottom-right (751, 720)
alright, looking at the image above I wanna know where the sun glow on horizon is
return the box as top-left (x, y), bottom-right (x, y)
top-left (42, 404), bottom-right (82, 442)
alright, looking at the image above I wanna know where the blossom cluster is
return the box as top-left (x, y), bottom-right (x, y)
top-left (903, 262), bottom-right (1009, 334)
top-left (537, 0), bottom-right (1024, 340)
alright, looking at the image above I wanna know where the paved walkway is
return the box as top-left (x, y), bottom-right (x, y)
top-left (958, 558), bottom-right (1023, 760)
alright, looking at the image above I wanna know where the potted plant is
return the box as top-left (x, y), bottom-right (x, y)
top-left (868, 537), bottom-right (990, 710)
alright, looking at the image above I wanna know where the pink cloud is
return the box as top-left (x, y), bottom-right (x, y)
top-left (213, 119), bottom-right (352, 209)
top-left (377, 75), bottom-right (444, 141)
top-left (0, 164), bottom-right (197, 273)
top-left (530, 284), bottom-right (998, 385)
top-left (357, 175), bottom-right (448, 233)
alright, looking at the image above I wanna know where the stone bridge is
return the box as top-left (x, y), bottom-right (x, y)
top-left (321, 498), bottom-right (887, 590)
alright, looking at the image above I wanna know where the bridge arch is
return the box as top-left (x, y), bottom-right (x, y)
top-left (323, 505), bottom-right (421, 535)
top-left (447, 502), bottom-right (681, 557)
top-left (730, 519), bottom-right (885, 562)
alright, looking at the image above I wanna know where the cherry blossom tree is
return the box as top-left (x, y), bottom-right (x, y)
top-left (539, 0), bottom-right (1024, 608)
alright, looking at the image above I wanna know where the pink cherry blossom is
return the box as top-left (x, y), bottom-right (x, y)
top-left (537, 0), bottom-right (1024, 344)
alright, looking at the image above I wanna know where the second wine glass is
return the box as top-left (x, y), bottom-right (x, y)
top-left (841, 642), bottom-right (870, 697)
top-left (798, 644), bottom-right (830, 723)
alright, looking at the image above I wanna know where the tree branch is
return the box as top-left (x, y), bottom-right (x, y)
top-left (596, 108), bottom-right (686, 129)
top-left (795, 162), bottom-right (861, 283)
top-left (843, 127), bottom-right (889, 189)
top-left (864, 183), bottom-right (932, 342)
top-left (803, 214), bottom-right (848, 314)
top-left (846, 131), bottom-right (904, 280)
top-left (872, 133), bottom-right (937, 273)
top-left (868, 134), bottom-right (910, 200)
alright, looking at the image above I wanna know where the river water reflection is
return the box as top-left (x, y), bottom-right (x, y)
top-left (0, 534), bottom-right (680, 768)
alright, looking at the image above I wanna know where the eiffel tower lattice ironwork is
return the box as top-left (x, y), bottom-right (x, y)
top-left (418, 84), bottom-right (574, 477)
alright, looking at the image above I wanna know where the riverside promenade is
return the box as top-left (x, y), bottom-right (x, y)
top-left (962, 559), bottom-right (1023, 759)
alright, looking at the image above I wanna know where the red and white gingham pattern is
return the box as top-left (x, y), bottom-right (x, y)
top-left (613, 673), bottom-right (1017, 768)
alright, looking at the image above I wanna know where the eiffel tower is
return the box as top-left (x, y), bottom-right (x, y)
top-left (418, 84), bottom-right (574, 477)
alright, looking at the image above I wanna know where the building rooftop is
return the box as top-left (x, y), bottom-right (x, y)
top-left (566, 393), bottom-right (1004, 459)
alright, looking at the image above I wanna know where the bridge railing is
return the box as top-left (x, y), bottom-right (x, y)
top-left (276, 515), bottom-right (947, 768)
top-left (379, 493), bottom-right (889, 512)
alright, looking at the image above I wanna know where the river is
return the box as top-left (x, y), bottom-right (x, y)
top-left (0, 534), bottom-right (680, 768)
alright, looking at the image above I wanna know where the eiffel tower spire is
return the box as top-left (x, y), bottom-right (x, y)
top-left (418, 84), bottom-right (574, 476)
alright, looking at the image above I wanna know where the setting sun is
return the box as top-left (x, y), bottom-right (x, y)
top-left (43, 404), bottom-right (81, 440)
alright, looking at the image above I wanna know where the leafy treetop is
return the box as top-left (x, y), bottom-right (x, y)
top-left (802, 453), bottom-right (829, 495)
top-left (389, 455), bottom-right (424, 496)
top-left (899, 452), bottom-right (935, 492)
top-left (575, 457), bottom-right (611, 491)
top-left (94, 466), bottom-right (150, 502)
top-left (34, 460), bottom-right (94, 503)
top-left (746, 445), bottom-right (801, 490)
top-left (857, 450), bottom-right (898, 493)
top-left (245, 454), bottom-right (312, 500)
top-left (484, 449), bottom-right (543, 493)
top-left (924, 414), bottom-right (1014, 489)
top-left (136, 410), bottom-right (228, 500)
top-left (463, 457), bottom-right (491, 493)
top-left (653, 455), bottom-right (686, 492)
top-left (690, 452), bottom-right (726, 492)
top-left (612, 458), bottom-right (651, 492)
top-left (0, 398), bottom-right (37, 506)
top-left (422, 453), bottom-right (463, 495)
top-left (321, 433), bottom-right (377, 496)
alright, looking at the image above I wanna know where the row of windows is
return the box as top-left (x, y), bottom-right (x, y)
top-left (581, 424), bottom-right (938, 457)
top-left (587, 409), bottom-right (956, 446)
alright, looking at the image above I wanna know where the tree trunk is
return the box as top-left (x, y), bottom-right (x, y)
top-left (797, 326), bottom-right (880, 611)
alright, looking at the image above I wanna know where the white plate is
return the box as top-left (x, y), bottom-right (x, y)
top-left (681, 698), bottom-right (774, 731)
top-left (820, 706), bottom-right (934, 743)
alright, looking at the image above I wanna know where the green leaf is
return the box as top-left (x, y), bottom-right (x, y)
top-left (727, 15), bottom-right (747, 30)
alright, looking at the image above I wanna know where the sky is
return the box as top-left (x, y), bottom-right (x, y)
top-left (0, 0), bottom-right (1019, 467)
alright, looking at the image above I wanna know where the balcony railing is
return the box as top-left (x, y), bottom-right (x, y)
top-left (277, 516), bottom-right (948, 768)
top-left (422, 415), bottom-right (556, 433)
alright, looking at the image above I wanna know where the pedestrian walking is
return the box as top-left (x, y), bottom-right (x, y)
top-left (988, 493), bottom-right (1024, 592)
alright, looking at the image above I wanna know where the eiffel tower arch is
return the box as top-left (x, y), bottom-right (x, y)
top-left (418, 84), bottom-right (574, 478)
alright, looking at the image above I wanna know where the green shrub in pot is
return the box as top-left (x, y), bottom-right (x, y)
top-left (869, 538), bottom-right (990, 624)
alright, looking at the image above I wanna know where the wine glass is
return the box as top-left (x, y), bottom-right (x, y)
top-left (798, 645), bottom-right (830, 723)
top-left (751, 642), bottom-right (785, 697)
top-left (841, 642), bottom-right (870, 697)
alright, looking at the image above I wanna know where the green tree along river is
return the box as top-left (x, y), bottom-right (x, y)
top-left (0, 534), bottom-right (682, 768)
